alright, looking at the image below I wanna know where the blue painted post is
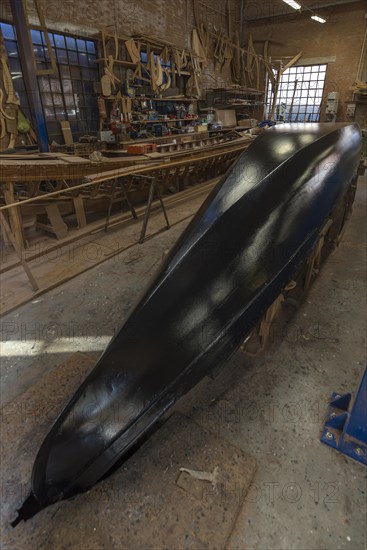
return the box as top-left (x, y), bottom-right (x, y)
top-left (9, 0), bottom-right (49, 151)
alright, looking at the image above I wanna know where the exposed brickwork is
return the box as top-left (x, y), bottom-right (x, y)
top-left (0, 0), bottom-right (241, 93)
top-left (1, 0), bottom-right (364, 118)
top-left (246, 1), bottom-right (366, 122)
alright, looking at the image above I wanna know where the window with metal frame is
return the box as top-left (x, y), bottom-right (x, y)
top-left (266, 64), bottom-right (327, 122)
top-left (1, 22), bottom-right (99, 143)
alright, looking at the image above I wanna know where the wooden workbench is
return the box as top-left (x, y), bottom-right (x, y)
top-left (0, 152), bottom-right (155, 183)
top-left (0, 136), bottom-right (253, 250)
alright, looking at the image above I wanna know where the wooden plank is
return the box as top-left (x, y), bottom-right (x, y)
top-left (60, 155), bottom-right (90, 164)
top-left (282, 50), bottom-right (303, 72)
top-left (270, 66), bottom-right (282, 121)
top-left (295, 56), bottom-right (336, 66)
top-left (38, 204), bottom-right (68, 239)
top-left (73, 196), bottom-right (87, 228)
top-left (60, 121), bottom-right (74, 145)
top-left (0, 211), bottom-right (38, 291)
top-left (3, 182), bottom-right (26, 250)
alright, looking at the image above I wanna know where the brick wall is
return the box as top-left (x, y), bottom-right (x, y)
top-left (0, 0), bottom-right (242, 93)
top-left (245, 1), bottom-right (367, 122)
top-left (2, 0), bottom-right (363, 118)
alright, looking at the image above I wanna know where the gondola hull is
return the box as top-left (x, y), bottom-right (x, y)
top-left (13, 123), bottom-right (361, 523)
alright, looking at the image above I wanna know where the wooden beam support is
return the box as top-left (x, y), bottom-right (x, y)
top-left (3, 182), bottom-right (26, 249)
top-left (0, 210), bottom-right (38, 291)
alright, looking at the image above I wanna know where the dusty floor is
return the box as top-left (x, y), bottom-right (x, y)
top-left (0, 178), bottom-right (366, 549)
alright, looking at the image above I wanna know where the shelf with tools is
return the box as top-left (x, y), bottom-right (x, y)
top-left (97, 89), bottom-right (203, 142)
top-left (95, 57), bottom-right (192, 77)
top-left (130, 118), bottom-right (199, 124)
top-left (206, 87), bottom-right (265, 108)
top-left (132, 97), bottom-right (198, 102)
top-left (103, 96), bottom-right (198, 102)
top-left (96, 29), bottom-right (201, 99)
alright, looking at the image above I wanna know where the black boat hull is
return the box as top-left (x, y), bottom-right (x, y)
top-left (13, 123), bottom-right (361, 523)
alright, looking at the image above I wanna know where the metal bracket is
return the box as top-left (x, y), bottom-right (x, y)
top-left (321, 367), bottom-right (367, 466)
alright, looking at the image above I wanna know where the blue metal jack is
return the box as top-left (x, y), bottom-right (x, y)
top-left (321, 367), bottom-right (367, 466)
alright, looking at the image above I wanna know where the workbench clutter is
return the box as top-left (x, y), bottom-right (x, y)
top-left (93, 26), bottom-right (211, 146)
top-left (97, 89), bottom-right (201, 145)
top-left (94, 18), bottom-right (299, 146)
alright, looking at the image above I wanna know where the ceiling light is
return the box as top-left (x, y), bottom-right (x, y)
top-left (282, 0), bottom-right (302, 9)
top-left (311, 15), bottom-right (326, 23)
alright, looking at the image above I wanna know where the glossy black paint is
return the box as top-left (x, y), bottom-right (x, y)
top-left (14, 123), bottom-right (361, 522)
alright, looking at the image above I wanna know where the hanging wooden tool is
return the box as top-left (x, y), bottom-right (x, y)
top-left (186, 52), bottom-right (201, 98)
top-left (254, 52), bottom-right (260, 91)
top-left (246, 34), bottom-right (256, 85)
top-left (193, 0), bottom-right (210, 58)
top-left (170, 49), bottom-right (176, 87)
top-left (149, 51), bottom-right (163, 92)
top-left (270, 66), bottom-right (282, 121)
top-left (159, 68), bottom-right (172, 92)
top-left (125, 38), bottom-right (141, 64)
top-left (214, 30), bottom-right (232, 72)
top-left (0, 30), bottom-right (18, 149)
top-left (101, 74), bottom-right (111, 97)
top-left (161, 46), bottom-right (170, 65)
top-left (97, 96), bottom-right (107, 120)
top-left (104, 54), bottom-right (120, 91)
top-left (114, 28), bottom-right (119, 60)
top-left (173, 49), bottom-right (188, 76)
top-left (24, 0), bottom-right (57, 75)
top-left (133, 61), bottom-right (151, 84)
top-left (0, 89), bottom-right (14, 124)
top-left (192, 28), bottom-right (207, 65)
top-left (174, 50), bottom-right (182, 75)
top-left (1, 55), bottom-right (19, 105)
top-left (231, 30), bottom-right (241, 84)
top-left (224, 40), bottom-right (233, 68)
top-left (263, 59), bottom-right (276, 88)
top-left (0, 88), bottom-right (16, 147)
top-left (101, 27), bottom-right (107, 61)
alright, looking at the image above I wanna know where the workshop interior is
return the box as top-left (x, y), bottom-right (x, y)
top-left (0, 1), bottom-right (366, 549)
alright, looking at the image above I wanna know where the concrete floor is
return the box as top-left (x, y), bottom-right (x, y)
top-left (1, 178), bottom-right (366, 549)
